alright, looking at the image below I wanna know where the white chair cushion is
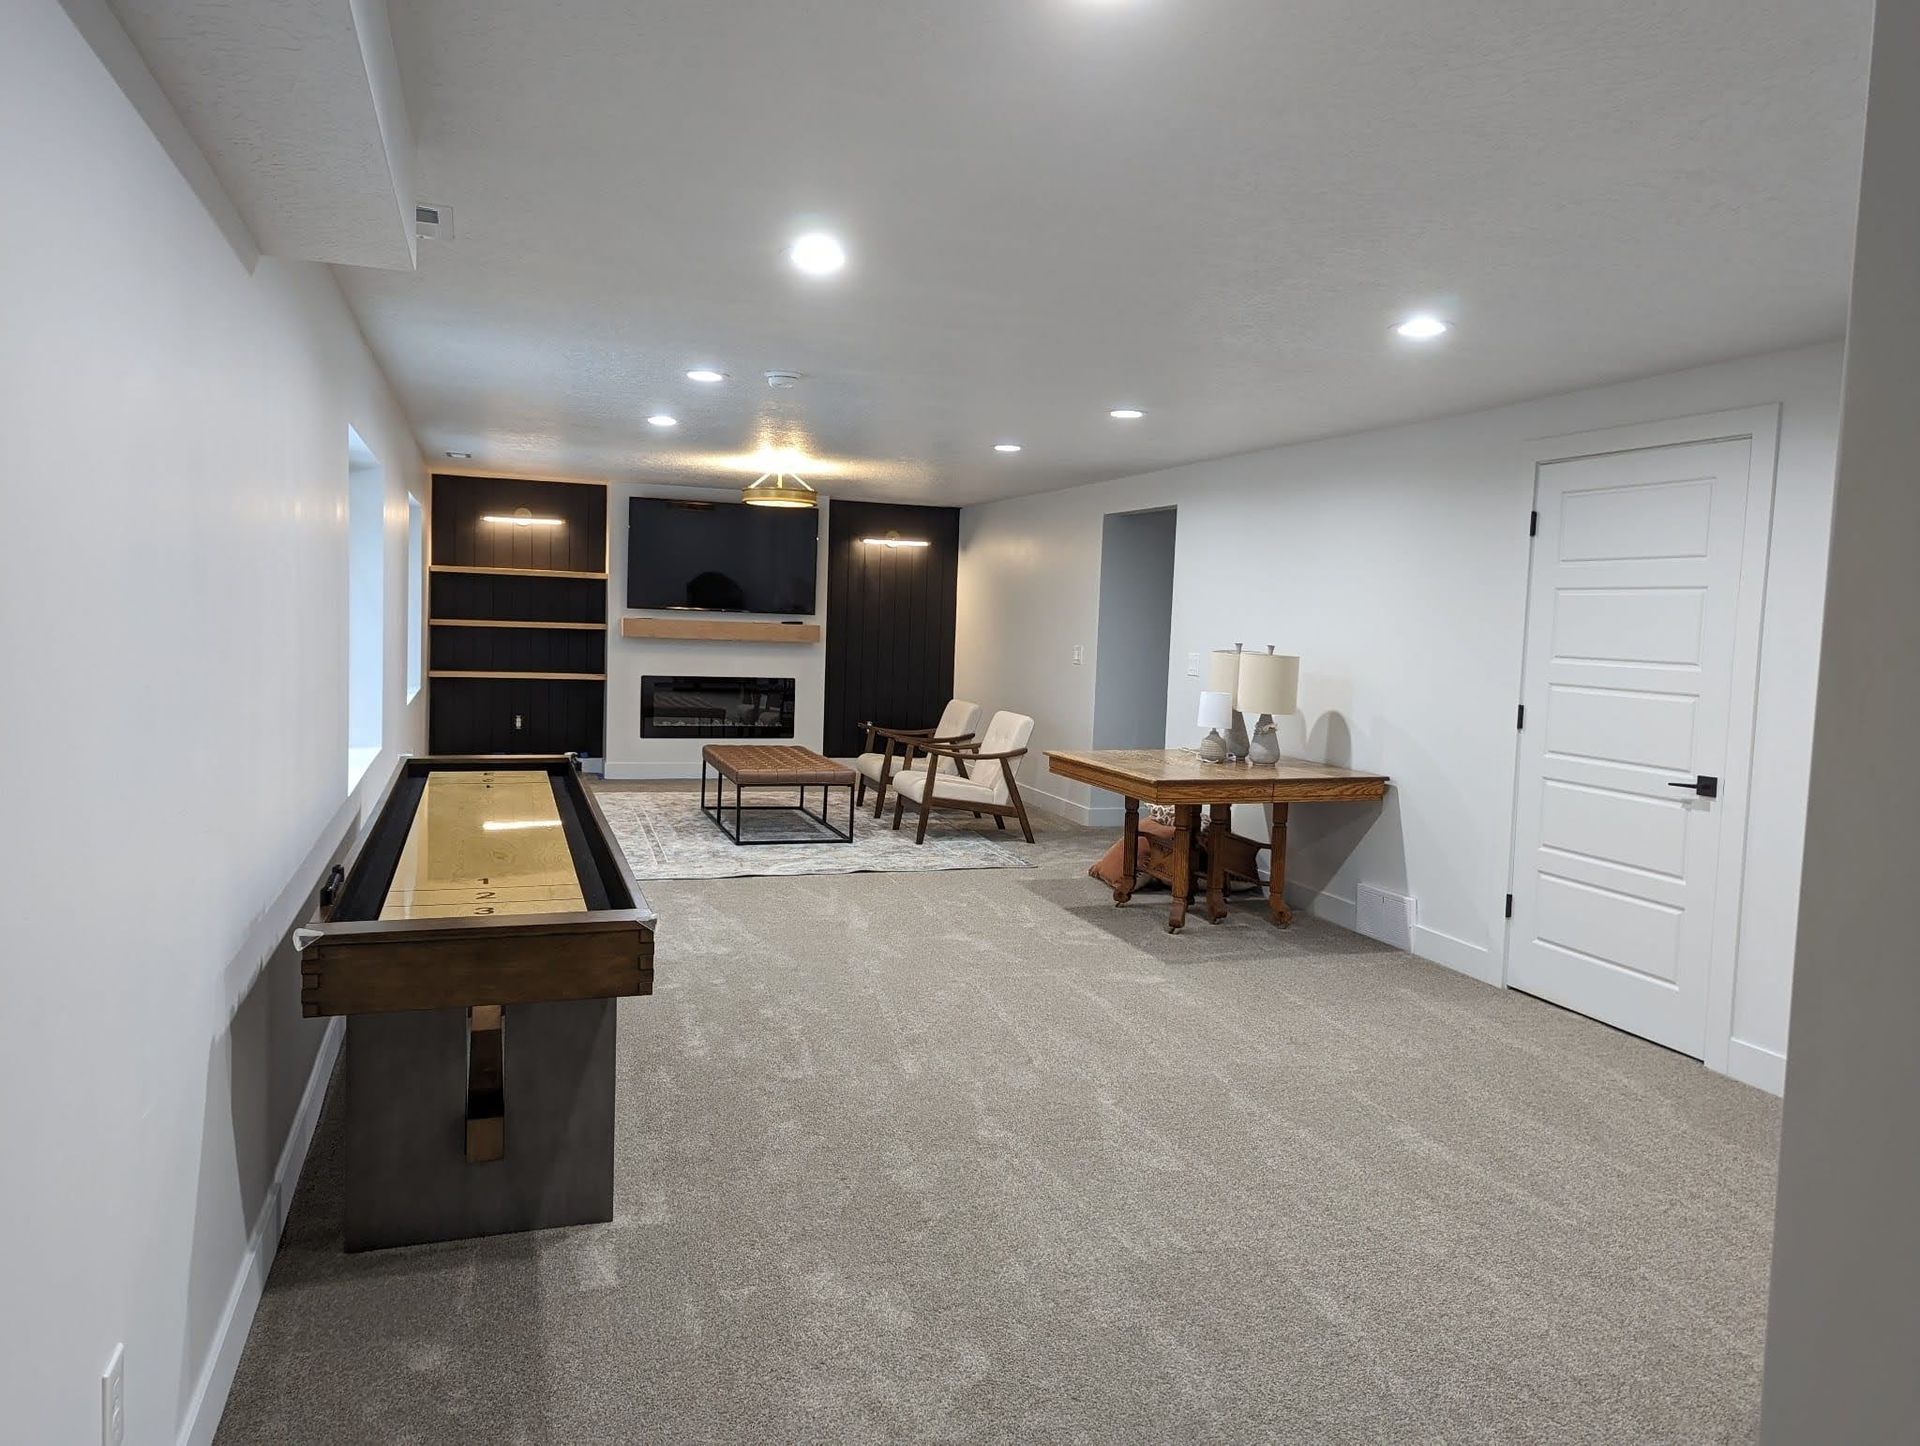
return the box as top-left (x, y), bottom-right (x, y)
top-left (855, 750), bottom-right (954, 784)
top-left (893, 769), bottom-right (1001, 807)
top-left (894, 711), bottom-right (1034, 808)
top-left (935, 698), bottom-right (983, 741)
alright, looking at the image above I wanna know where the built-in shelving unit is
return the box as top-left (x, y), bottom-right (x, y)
top-left (430, 618), bottom-right (606, 631)
top-left (619, 616), bottom-right (822, 644)
top-left (431, 564), bottom-right (608, 580)
top-left (427, 475), bottom-right (608, 755)
top-left (429, 670), bottom-right (608, 681)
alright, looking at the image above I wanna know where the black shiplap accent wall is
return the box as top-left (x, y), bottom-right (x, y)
top-left (427, 474), bottom-right (608, 756)
top-left (428, 678), bottom-right (606, 756)
top-left (823, 501), bottom-right (961, 757)
top-left (429, 475), bottom-right (607, 573)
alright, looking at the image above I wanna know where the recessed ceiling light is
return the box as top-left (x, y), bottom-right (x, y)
top-left (994, 443), bottom-right (1023, 453)
top-left (1394, 313), bottom-right (1450, 340)
top-left (647, 414), bottom-right (679, 428)
top-left (444, 450), bottom-right (472, 459)
top-left (1109, 408), bottom-right (1145, 420)
top-left (788, 231), bottom-right (847, 276)
top-left (686, 369), bottom-right (728, 383)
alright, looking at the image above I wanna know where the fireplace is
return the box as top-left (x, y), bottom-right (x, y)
top-left (641, 675), bottom-right (796, 740)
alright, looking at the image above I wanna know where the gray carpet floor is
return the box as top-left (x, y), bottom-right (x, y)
top-left (216, 787), bottom-right (1781, 1444)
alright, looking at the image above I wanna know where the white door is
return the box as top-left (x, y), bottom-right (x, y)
top-left (1508, 437), bottom-right (1756, 1057)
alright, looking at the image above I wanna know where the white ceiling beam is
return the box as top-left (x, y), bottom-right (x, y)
top-left (108, 0), bottom-right (416, 270)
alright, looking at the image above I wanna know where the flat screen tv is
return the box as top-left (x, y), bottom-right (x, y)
top-left (625, 497), bottom-right (818, 615)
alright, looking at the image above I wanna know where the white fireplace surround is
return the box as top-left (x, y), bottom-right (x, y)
top-left (603, 484), bottom-right (831, 778)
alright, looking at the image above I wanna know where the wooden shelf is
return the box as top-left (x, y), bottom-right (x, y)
top-left (429, 670), bottom-right (608, 682)
top-left (620, 616), bottom-right (821, 644)
top-left (430, 564), bottom-right (607, 580)
top-left (430, 618), bottom-right (606, 631)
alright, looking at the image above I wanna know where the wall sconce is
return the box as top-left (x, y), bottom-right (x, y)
top-left (861, 531), bottom-right (930, 548)
top-left (482, 508), bottom-right (564, 527)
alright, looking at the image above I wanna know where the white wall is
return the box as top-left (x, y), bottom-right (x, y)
top-left (0, 6), bottom-right (425, 1443)
top-left (603, 484), bottom-right (830, 777)
top-left (1761, 0), bottom-right (1920, 1432)
top-left (957, 342), bottom-right (1841, 1092)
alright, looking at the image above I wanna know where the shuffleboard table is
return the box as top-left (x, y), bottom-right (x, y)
top-left (1046, 748), bottom-right (1390, 933)
top-left (296, 755), bottom-right (654, 1251)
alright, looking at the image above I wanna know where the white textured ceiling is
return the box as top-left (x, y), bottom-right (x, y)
top-left (340, 0), bottom-right (1869, 504)
top-left (111, 0), bottom-right (416, 269)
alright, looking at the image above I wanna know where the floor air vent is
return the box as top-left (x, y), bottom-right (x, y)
top-left (1356, 884), bottom-right (1415, 951)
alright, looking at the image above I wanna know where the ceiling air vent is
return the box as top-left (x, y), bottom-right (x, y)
top-left (414, 203), bottom-right (453, 242)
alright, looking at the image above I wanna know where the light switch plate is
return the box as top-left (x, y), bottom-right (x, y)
top-left (1186, 652), bottom-right (1201, 677)
top-left (1071, 644), bottom-right (1084, 666)
top-left (101, 1344), bottom-right (125, 1446)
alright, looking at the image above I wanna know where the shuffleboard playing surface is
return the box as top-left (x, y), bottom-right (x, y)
top-left (380, 769), bottom-right (588, 920)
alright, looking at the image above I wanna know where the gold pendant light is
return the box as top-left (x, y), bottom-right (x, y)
top-left (741, 469), bottom-right (819, 509)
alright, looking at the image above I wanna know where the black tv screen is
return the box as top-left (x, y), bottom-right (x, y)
top-left (626, 497), bottom-right (818, 615)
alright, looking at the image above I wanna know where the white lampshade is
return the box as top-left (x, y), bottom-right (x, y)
top-left (1196, 690), bottom-right (1234, 731)
top-left (1206, 649), bottom-right (1243, 702)
top-left (1237, 649), bottom-right (1300, 716)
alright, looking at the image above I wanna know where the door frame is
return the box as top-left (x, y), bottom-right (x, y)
top-left (1500, 405), bottom-right (1781, 1074)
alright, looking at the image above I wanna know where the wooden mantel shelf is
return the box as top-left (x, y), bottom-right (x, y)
top-left (619, 616), bottom-right (821, 644)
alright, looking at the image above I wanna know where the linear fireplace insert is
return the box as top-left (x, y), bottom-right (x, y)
top-left (640, 676), bottom-right (796, 740)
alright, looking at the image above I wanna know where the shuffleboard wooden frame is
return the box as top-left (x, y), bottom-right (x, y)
top-left (299, 754), bottom-right (654, 1017)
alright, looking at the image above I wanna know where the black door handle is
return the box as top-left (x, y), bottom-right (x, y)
top-left (1668, 775), bottom-right (1719, 798)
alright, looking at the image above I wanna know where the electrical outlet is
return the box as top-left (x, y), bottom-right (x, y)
top-left (101, 1344), bottom-right (125, 1446)
top-left (1186, 652), bottom-right (1201, 677)
top-left (513, 714), bottom-right (524, 730)
top-left (1071, 644), bottom-right (1084, 666)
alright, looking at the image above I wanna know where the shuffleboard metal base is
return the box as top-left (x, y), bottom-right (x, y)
top-left (344, 997), bottom-right (616, 1251)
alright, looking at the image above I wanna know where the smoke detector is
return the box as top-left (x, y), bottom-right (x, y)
top-left (414, 203), bottom-right (454, 242)
top-left (763, 371), bottom-right (802, 389)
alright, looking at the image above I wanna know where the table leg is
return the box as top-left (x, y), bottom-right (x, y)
top-left (1205, 803), bottom-right (1231, 923)
top-left (1168, 803), bottom-right (1199, 933)
top-left (1269, 802), bottom-right (1294, 927)
top-left (1114, 796), bottom-right (1139, 905)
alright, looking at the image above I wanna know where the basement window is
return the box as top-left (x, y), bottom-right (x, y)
top-left (346, 427), bottom-right (386, 790)
top-left (405, 493), bottom-right (424, 703)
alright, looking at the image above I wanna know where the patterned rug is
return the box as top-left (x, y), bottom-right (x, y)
top-left (592, 786), bottom-right (1035, 881)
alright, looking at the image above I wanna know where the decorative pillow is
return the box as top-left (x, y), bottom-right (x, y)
top-left (1088, 818), bottom-right (1178, 889)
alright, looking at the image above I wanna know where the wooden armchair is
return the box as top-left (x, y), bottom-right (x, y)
top-left (854, 698), bottom-right (981, 818)
top-left (890, 711), bottom-right (1037, 844)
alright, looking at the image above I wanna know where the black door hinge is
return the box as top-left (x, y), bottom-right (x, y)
top-left (1517, 704), bottom-right (1525, 730)
top-left (1505, 893), bottom-right (1514, 919)
top-left (1529, 510), bottom-right (1538, 537)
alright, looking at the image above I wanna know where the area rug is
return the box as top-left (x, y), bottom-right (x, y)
top-left (592, 786), bottom-right (1034, 880)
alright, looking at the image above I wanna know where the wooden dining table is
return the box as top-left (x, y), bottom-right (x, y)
top-left (1045, 748), bottom-right (1390, 933)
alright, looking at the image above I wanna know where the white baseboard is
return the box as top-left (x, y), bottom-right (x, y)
top-left (1412, 924), bottom-right (1502, 986)
top-left (1284, 879), bottom-right (1358, 930)
top-left (601, 761), bottom-right (702, 781)
top-left (1019, 780), bottom-right (1124, 827)
top-left (1724, 1036), bottom-right (1787, 1096)
top-left (1283, 882), bottom-right (1501, 987)
top-left (177, 1016), bottom-right (342, 1446)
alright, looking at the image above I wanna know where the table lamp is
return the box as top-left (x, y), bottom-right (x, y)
top-left (1197, 690), bottom-right (1234, 763)
top-left (1207, 645), bottom-right (1252, 758)
top-left (1237, 647), bottom-right (1300, 764)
